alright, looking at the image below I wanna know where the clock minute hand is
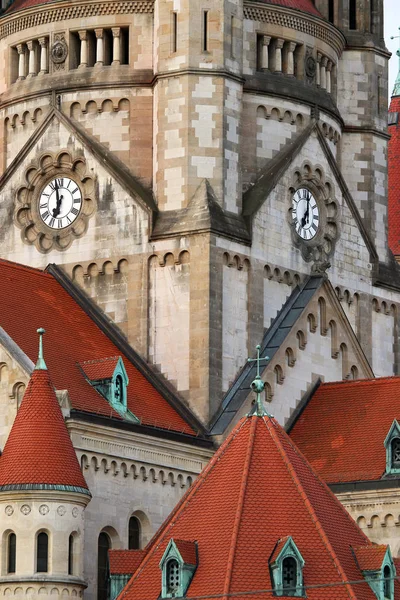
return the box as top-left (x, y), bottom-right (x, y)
top-left (52, 180), bottom-right (62, 217)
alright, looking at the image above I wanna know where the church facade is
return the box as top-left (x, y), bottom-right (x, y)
top-left (0, 0), bottom-right (400, 597)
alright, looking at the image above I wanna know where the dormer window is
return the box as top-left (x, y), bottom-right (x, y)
top-left (384, 565), bottom-right (392, 599)
top-left (384, 420), bottom-right (400, 475)
top-left (353, 545), bottom-right (395, 600)
top-left (159, 539), bottom-right (197, 599)
top-left (115, 374), bottom-right (124, 404)
top-left (269, 537), bottom-right (305, 597)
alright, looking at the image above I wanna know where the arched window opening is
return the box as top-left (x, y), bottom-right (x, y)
top-left (114, 375), bottom-right (123, 403)
top-left (7, 533), bottom-right (16, 574)
top-left (349, 0), bottom-right (357, 29)
top-left (384, 565), bottom-right (392, 599)
top-left (128, 516), bottom-right (141, 550)
top-left (97, 532), bottom-right (111, 600)
top-left (166, 559), bottom-right (180, 595)
top-left (328, 0), bottom-right (334, 23)
top-left (282, 557), bottom-right (297, 596)
top-left (68, 534), bottom-right (74, 575)
top-left (391, 438), bottom-right (400, 469)
top-left (37, 532), bottom-right (48, 573)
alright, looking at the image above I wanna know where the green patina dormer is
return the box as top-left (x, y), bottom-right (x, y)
top-left (79, 356), bottom-right (139, 423)
top-left (384, 420), bottom-right (400, 475)
top-left (354, 545), bottom-right (395, 600)
top-left (269, 536), bottom-right (305, 597)
top-left (159, 539), bottom-right (197, 599)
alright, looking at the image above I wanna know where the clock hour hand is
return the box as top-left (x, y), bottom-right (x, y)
top-left (52, 180), bottom-right (63, 217)
top-left (301, 194), bottom-right (310, 227)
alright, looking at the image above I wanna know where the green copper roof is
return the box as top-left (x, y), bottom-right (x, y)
top-left (0, 483), bottom-right (91, 495)
top-left (247, 345), bottom-right (272, 417)
top-left (391, 30), bottom-right (400, 97)
top-left (35, 327), bottom-right (47, 371)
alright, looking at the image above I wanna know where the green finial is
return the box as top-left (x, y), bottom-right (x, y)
top-left (35, 328), bottom-right (47, 371)
top-left (391, 29), bottom-right (400, 96)
top-left (247, 345), bottom-right (271, 417)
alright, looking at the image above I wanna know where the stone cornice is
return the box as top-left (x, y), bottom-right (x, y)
top-left (343, 125), bottom-right (390, 141)
top-left (243, 2), bottom-right (346, 56)
top-left (0, 488), bottom-right (90, 505)
top-left (0, 0), bottom-right (153, 40)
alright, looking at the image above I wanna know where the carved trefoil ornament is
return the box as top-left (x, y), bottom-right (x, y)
top-left (51, 32), bottom-right (68, 71)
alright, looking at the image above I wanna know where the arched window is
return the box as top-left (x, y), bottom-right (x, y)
top-left (37, 532), bottom-right (48, 573)
top-left (384, 565), bottom-right (392, 599)
top-left (128, 516), bottom-right (141, 550)
top-left (349, 0), bottom-right (357, 29)
top-left (282, 557), bottom-right (297, 596)
top-left (7, 533), bottom-right (16, 574)
top-left (166, 559), bottom-right (180, 595)
top-left (68, 534), bottom-right (74, 575)
top-left (97, 532), bottom-right (111, 600)
top-left (114, 375), bottom-right (123, 403)
top-left (391, 439), bottom-right (400, 469)
top-left (328, 0), bottom-right (334, 23)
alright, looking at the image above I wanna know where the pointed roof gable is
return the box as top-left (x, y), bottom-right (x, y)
top-left (0, 355), bottom-right (89, 492)
top-left (119, 413), bottom-right (387, 600)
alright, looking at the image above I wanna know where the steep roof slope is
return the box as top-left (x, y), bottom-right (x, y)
top-left (289, 377), bottom-right (400, 483)
top-left (0, 351), bottom-right (88, 492)
top-left (0, 259), bottom-right (196, 436)
top-left (119, 412), bottom-right (387, 600)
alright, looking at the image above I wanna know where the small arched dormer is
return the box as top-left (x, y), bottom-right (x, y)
top-left (159, 539), bottom-right (197, 599)
top-left (384, 420), bottom-right (400, 475)
top-left (269, 536), bottom-right (305, 597)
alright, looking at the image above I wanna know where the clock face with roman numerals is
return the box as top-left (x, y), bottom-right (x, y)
top-left (39, 177), bottom-right (82, 230)
top-left (292, 187), bottom-right (319, 241)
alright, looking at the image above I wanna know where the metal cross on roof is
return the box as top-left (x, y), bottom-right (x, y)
top-left (391, 28), bottom-right (400, 96)
top-left (35, 327), bottom-right (47, 371)
top-left (247, 344), bottom-right (271, 417)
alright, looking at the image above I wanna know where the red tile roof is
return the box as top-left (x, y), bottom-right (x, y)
top-left (174, 540), bottom-right (197, 565)
top-left (0, 367), bottom-right (88, 490)
top-left (109, 550), bottom-right (146, 575)
top-left (289, 377), bottom-right (400, 483)
top-left (260, 0), bottom-right (322, 16)
top-left (119, 414), bottom-right (388, 600)
top-left (0, 259), bottom-right (195, 435)
top-left (353, 546), bottom-right (388, 572)
top-left (388, 96), bottom-right (400, 256)
top-left (79, 357), bottom-right (120, 381)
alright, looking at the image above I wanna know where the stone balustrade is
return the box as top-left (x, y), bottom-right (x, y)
top-left (13, 36), bottom-right (49, 82)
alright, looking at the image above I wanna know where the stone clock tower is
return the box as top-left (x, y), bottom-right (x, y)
top-left (0, 0), bottom-right (397, 433)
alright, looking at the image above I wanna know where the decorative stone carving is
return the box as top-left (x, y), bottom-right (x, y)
top-left (14, 150), bottom-right (96, 253)
top-left (57, 505), bottom-right (66, 516)
top-left (39, 504), bottom-right (49, 515)
top-left (72, 507), bottom-right (79, 518)
top-left (20, 504), bottom-right (31, 515)
top-left (305, 49), bottom-right (316, 82)
top-left (51, 33), bottom-right (68, 71)
top-left (5, 505), bottom-right (14, 516)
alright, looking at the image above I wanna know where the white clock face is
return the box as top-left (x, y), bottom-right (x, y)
top-left (39, 177), bottom-right (82, 230)
top-left (292, 188), bottom-right (319, 240)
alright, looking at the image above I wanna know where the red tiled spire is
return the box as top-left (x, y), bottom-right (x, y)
top-left (0, 329), bottom-right (89, 493)
top-left (119, 413), bottom-right (388, 600)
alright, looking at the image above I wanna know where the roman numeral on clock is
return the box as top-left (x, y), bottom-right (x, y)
top-left (71, 207), bottom-right (79, 216)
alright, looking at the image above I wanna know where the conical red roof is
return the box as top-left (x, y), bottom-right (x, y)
top-left (120, 414), bottom-right (396, 600)
top-left (0, 367), bottom-right (89, 492)
top-left (260, 0), bottom-right (322, 17)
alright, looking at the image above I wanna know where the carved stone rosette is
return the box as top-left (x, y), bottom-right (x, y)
top-left (14, 150), bottom-right (96, 253)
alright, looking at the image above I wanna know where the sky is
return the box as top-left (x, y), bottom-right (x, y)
top-left (385, 0), bottom-right (400, 98)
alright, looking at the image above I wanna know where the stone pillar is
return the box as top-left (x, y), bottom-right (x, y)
top-left (17, 44), bottom-right (26, 81)
top-left (26, 41), bottom-right (36, 78)
top-left (260, 35), bottom-right (271, 71)
top-left (320, 56), bottom-right (328, 90)
top-left (286, 41), bottom-right (297, 76)
top-left (274, 38), bottom-right (284, 73)
top-left (38, 37), bottom-right (48, 75)
top-left (95, 28), bottom-right (104, 66)
top-left (112, 27), bottom-right (121, 65)
top-left (316, 52), bottom-right (322, 87)
top-left (326, 60), bottom-right (332, 93)
top-left (78, 30), bottom-right (88, 67)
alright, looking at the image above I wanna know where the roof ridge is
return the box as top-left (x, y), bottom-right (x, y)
top-left (321, 376), bottom-right (400, 388)
top-left (120, 418), bottom-right (250, 598)
top-left (265, 417), bottom-right (357, 600)
top-left (222, 417), bottom-right (257, 599)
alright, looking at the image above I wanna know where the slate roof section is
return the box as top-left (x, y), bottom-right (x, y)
top-left (0, 367), bottom-right (89, 492)
top-left (109, 550), bottom-right (146, 576)
top-left (289, 377), bottom-right (400, 484)
top-left (210, 276), bottom-right (323, 435)
top-left (119, 413), bottom-right (391, 600)
top-left (0, 259), bottom-right (203, 437)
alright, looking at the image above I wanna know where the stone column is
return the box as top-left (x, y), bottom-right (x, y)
top-left (260, 35), bottom-right (271, 71)
top-left (16, 44), bottom-right (26, 81)
top-left (95, 28), bottom-right (104, 66)
top-left (78, 30), bottom-right (88, 68)
top-left (316, 52), bottom-right (322, 87)
top-left (38, 37), bottom-right (48, 75)
top-left (274, 38), bottom-right (284, 73)
top-left (320, 56), bottom-right (328, 90)
top-left (286, 41), bottom-right (297, 76)
top-left (326, 60), bottom-right (333, 93)
top-left (112, 27), bottom-right (121, 65)
top-left (27, 41), bottom-right (36, 78)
